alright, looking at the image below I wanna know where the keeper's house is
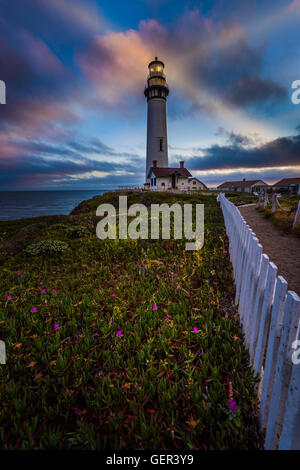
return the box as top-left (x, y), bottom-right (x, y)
top-left (146, 160), bottom-right (192, 191)
top-left (272, 177), bottom-right (300, 194)
top-left (188, 177), bottom-right (207, 190)
top-left (217, 178), bottom-right (268, 193)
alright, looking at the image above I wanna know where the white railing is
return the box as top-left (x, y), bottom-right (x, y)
top-left (217, 192), bottom-right (300, 450)
top-left (257, 191), bottom-right (300, 228)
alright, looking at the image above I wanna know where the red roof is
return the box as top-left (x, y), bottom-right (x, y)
top-left (273, 177), bottom-right (300, 187)
top-left (148, 167), bottom-right (192, 178)
top-left (217, 179), bottom-right (267, 189)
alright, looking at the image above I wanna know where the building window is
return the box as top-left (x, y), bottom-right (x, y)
top-left (161, 182), bottom-right (165, 187)
top-left (159, 138), bottom-right (163, 152)
top-left (193, 181), bottom-right (196, 185)
top-left (154, 177), bottom-right (156, 186)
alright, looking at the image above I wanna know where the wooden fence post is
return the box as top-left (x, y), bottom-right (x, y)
top-left (259, 276), bottom-right (288, 430)
top-left (265, 292), bottom-right (300, 449)
top-left (235, 224), bottom-right (252, 306)
top-left (242, 237), bottom-right (260, 329)
top-left (0, 340), bottom-right (5, 364)
top-left (253, 262), bottom-right (278, 375)
top-left (279, 313), bottom-right (300, 449)
top-left (249, 254), bottom-right (270, 364)
top-left (272, 193), bottom-right (277, 213)
top-left (264, 192), bottom-right (269, 209)
top-left (293, 201), bottom-right (300, 229)
top-left (257, 193), bottom-right (262, 208)
top-left (239, 234), bottom-right (256, 321)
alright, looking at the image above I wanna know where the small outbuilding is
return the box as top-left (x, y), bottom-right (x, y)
top-left (188, 177), bottom-right (207, 191)
top-left (147, 160), bottom-right (192, 191)
top-left (272, 177), bottom-right (300, 194)
top-left (217, 178), bottom-right (268, 193)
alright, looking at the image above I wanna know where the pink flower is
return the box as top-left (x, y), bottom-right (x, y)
top-left (224, 250), bottom-right (228, 254)
top-left (229, 399), bottom-right (237, 411)
top-left (20, 274), bottom-right (24, 278)
top-left (138, 265), bottom-right (142, 268)
top-left (6, 295), bottom-right (11, 300)
top-left (31, 307), bottom-right (37, 313)
top-left (112, 293), bottom-right (115, 297)
top-left (41, 289), bottom-right (46, 293)
top-left (52, 289), bottom-right (56, 292)
top-left (153, 304), bottom-right (158, 310)
top-left (116, 330), bottom-right (122, 337)
top-left (40, 282), bottom-right (43, 285)
top-left (193, 327), bottom-right (198, 333)
top-left (54, 323), bottom-right (59, 330)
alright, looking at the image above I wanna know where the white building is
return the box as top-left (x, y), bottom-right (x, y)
top-left (272, 177), bottom-right (300, 194)
top-left (188, 177), bottom-right (207, 190)
top-left (147, 160), bottom-right (192, 191)
top-left (217, 178), bottom-right (268, 193)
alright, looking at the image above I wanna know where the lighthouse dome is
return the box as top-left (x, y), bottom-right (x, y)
top-left (148, 57), bottom-right (165, 77)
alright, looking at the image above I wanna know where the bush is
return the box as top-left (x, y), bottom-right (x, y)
top-left (24, 240), bottom-right (69, 256)
top-left (49, 223), bottom-right (69, 231)
top-left (66, 225), bottom-right (88, 238)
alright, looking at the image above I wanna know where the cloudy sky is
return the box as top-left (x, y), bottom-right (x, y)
top-left (0, 0), bottom-right (299, 189)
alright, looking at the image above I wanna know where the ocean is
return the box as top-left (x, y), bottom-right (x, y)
top-left (0, 190), bottom-right (109, 221)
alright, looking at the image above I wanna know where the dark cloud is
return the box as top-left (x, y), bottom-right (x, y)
top-left (228, 76), bottom-right (286, 106)
top-left (0, 131), bottom-right (144, 189)
top-left (181, 131), bottom-right (300, 172)
top-left (215, 127), bottom-right (257, 147)
top-left (0, 151), bottom-right (144, 189)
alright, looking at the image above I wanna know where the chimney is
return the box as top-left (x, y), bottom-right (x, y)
top-left (180, 161), bottom-right (184, 169)
top-left (243, 178), bottom-right (246, 182)
top-left (153, 160), bottom-right (157, 168)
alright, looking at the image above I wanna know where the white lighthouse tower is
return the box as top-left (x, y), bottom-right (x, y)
top-left (144, 57), bottom-right (169, 182)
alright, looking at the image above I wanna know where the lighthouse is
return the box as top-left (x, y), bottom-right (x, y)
top-left (144, 57), bottom-right (169, 182)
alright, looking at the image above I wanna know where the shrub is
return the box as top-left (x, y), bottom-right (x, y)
top-left (49, 223), bottom-right (69, 231)
top-left (24, 240), bottom-right (69, 256)
top-left (66, 225), bottom-right (88, 238)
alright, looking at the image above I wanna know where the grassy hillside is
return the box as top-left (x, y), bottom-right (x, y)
top-left (0, 191), bottom-right (261, 450)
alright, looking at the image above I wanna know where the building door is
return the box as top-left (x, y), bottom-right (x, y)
top-left (171, 175), bottom-right (176, 188)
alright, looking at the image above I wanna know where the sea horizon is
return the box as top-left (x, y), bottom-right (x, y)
top-left (0, 189), bottom-right (112, 221)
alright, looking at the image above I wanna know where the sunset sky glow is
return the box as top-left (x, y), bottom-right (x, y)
top-left (0, 0), bottom-right (299, 189)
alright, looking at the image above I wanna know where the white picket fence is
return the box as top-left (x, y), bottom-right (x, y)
top-left (217, 192), bottom-right (300, 450)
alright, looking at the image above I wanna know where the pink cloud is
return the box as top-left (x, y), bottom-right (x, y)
top-left (78, 26), bottom-right (154, 107)
top-left (77, 13), bottom-right (250, 111)
top-left (289, 0), bottom-right (300, 12)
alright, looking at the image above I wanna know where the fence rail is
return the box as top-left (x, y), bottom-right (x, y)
top-left (256, 191), bottom-right (300, 228)
top-left (217, 192), bottom-right (300, 450)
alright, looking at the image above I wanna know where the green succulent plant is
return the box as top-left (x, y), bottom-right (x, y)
top-left (24, 240), bottom-right (69, 256)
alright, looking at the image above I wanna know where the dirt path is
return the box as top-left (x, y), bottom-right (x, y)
top-left (239, 205), bottom-right (300, 295)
